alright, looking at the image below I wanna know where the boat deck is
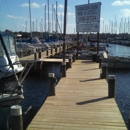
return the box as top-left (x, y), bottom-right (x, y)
top-left (27, 60), bottom-right (127, 130)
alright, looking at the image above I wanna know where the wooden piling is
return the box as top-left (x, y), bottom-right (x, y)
top-left (48, 73), bottom-right (56, 96)
top-left (62, 62), bottom-right (66, 77)
top-left (73, 53), bottom-right (76, 62)
top-left (51, 48), bottom-right (53, 55)
top-left (10, 105), bottom-right (23, 130)
top-left (38, 52), bottom-right (41, 58)
top-left (100, 63), bottom-right (108, 78)
top-left (99, 57), bottom-right (102, 68)
top-left (34, 52), bottom-right (37, 59)
top-left (108, 75), bottom-right (116, 98)
top-left (46, 48), bottom-right (49, 56)
top-left (68, 56), bottom-right (72, 68)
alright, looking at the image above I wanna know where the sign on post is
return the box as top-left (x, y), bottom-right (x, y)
top-left (75, 2), bottom-right (101, 23)
top-left (76, 23), bottom-right (100, 32)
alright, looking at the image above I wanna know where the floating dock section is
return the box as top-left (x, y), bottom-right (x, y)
top-left (27, 59), bottom-right (127, 130)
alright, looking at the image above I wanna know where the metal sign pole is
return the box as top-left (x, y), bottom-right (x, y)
top-left (86, 0), bottom-right (90, 51)
top-left (62, 0), bottom-right (67, 77)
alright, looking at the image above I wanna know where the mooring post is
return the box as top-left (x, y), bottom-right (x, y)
top-left (48, 73), bottom-right (56, 96)
top-left (100, 63), bottom-right (108, 78)
top-left (62, 62), bottom-right (66, 77)
top-left (28, 50), bottom-right (31, 55)
top-left (34, 52), bottom-right (37, 59)
top-left (96, 53), bottom-right (100, 63)
top-left (76, 52), bottom-right (78, 60)
top-left (55, 46), bottom-right (57, 53)
top-left (92, 53), bottom-right (97, 62)
top-left (99, 57), bottom-right (102, 68)
top-left (38, 52), bottom-right (41, 58)
top-left (68, 56), bottom-right (72, 68)
top-left (42, 47), bottom-right (44, 52)
top-left (51, 48), bottom-right (53, 55)
top-left (108, 75), bottom-right (116, 98)
top-left (99, 52), bottom-right (103, 68)
top-left (46, 48), bottom-right (49, 56)
top-left (10, 105), bottom-right (23, 130)
top-left (73, 53), bottom-right (76, 62)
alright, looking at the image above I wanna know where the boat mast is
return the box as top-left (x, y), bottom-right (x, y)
top-left (56, 1), bottom-right (58, 36)
top-left (36, 19), bottom-right (37, 32)
top-left (61, 13), bottom-right (62, 34)
top-left (29, 0), bottom-right (32, 38)
top-left (52, 4), bottom-right (54, 34)
top-left (48, 0), bottom-right (50, 37)
top-left (45, 4), bottom-right (46, 39)
top-left (25, 20), bottom-right (27, 32)
top-left (63, 0), bottom-right (67, 63)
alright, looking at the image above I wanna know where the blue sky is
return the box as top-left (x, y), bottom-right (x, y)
top-left (0, 0), bottom-right (130, 34)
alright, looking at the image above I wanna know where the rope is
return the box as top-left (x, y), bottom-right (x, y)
top-left (5, 0), bottom-right (18, 31)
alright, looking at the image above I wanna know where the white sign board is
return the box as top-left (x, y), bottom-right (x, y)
top-left (75, 2), bottom-right (101, 23)
top-left (76, 23), bottom-right (100, 32)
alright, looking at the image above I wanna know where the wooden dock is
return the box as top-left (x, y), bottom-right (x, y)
top-left (27, 59), bottom-right (127, 130)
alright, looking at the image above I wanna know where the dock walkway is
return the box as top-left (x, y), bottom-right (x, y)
top-left (27, 59), bottom-right (127, 130)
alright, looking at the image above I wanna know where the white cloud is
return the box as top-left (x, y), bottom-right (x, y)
top-left (31, 3), bottom-right (40, 8)
top-left (7, 15), bottom-right (23, 19)
top-left (120, 8), bottom-right (130, 17)
top-left (67, 12), bottom-right (75, 16)
top-left (21, 2), bottom-right (40, 8)
top-left (59, 4), bottom-right (64, 9)
top-left (7, 15), bottom-right (18, 19)
top-left (42, 3), bottom-right (46, 7)
top-left (21, 24), bottom-right (26, 27)
top-left (57, 12), bottom-right (74, 17)
top-left (100, 17), bottom-right (103, 21)
top-left (21, 3), bottom-right (28, 7)
top-left (58, 12), bottom-right (64, 16)
top-left (67, 23), bottom-right (75, 26)
top-left (112, 0), bottom-right (130, 6)
top-left (54, 4), bottom-right (64, 9)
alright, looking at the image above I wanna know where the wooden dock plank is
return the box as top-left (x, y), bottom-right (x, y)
top-left (27, 60), bottom-right (127, 130)
top-left (42, 58), bottom-right (69, 63)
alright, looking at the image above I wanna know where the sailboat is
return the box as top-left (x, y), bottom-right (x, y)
top-left (0, 32), bottom-right (24, 79)
top-left (0, 32), bottom-right (24, 107)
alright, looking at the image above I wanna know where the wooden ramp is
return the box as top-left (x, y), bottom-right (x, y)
top-left (27, 60), bottom-right (127, 130)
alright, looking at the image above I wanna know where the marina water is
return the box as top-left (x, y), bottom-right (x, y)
top-left (107, 43), bottom-right (130, 129)
top-left (1, 43), bottom-right (130, 129)
top-left (0, 63), bottom-right (62, 130)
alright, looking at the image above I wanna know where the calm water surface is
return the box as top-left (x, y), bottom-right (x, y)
top-left (0, 63), bottom-right (62, 130)
top-left (107, 43), bottom-right (130, 129)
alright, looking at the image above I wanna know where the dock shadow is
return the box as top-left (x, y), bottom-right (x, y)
top-left (81, 61), bottom-right (94, 64)
top-left (76, 97), bottom-right (108, 105)
top-left (80, 78), bottom-right (100, 82)
top-left (83, 68), bottom-right (99, 71)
